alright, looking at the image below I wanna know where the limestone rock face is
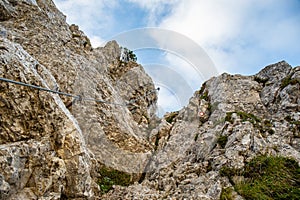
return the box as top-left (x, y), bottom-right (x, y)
top-left (0, 0), bottom-right (299, 200)
top-left (0, 37), bottom-right (93, 199)
top-left (103, 61), bottom-right (300, 199)
top-left (0, 0), bottom-right (157, 199)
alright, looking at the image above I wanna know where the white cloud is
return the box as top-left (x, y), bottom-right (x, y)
top-left (157, 0), bottom-right (300, 74)
top-left (159, 0), bottom-right (251, 45)
top-left (89, 35), bottom-right (106, 48)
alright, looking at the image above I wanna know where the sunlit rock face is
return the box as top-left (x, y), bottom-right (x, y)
top-left (0, 0), bottom-right (299, 199)
top-left (0, 0), bottom-right (157, 199)
top-left (102, 61), bottom-right (300, 199)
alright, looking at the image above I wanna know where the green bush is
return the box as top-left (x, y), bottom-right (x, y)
top-left (200, 90), bottom-right (209, 101)
top-left (121, 47), bottom-right (137, 62)
top-left (98, 166), bottom-right (132, 194)
top-left (280, 75), bottom-right (300, 89)
top-left (217, 135), bottom-right (228, 148)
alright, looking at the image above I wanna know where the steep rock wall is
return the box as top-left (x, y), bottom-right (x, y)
top-left (0, 0), bottom-right (157, 199)
top-left (105, 61), bottom-right (300, 200)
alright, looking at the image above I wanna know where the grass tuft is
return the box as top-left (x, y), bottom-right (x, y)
top-left (220, 187), bottom-right (234, 200)
top-left (220, 155), bottom-right (300, 200)
top-left (217, 135), bottom-right (228, 148)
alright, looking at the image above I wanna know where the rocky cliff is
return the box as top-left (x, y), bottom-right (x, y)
top-left (106, 60), bottom-right (300, 199)
top-left (0, 0), bottom-right (157, 199)
top-left (0, 1), bottom-right (299, 200)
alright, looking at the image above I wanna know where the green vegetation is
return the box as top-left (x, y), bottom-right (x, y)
top-left (127, 49), bottom-right (137, 62)
top-left (198, 82), bottom-right (210, 101)
top-left (200, 90), bottom-right (209, 101)
top-left (224, 111), bottom-right (276, 137)
top-left (220, 155), bottom-right (300, 200)
top-left (280, 75), bottom-right (300, 89)
top-left (220, 187), bottom-right (234, 200)
top-left (225, 112), bottom-right (234, 124)
top-left (217, 135), bottom-right (228, 148)
top-left (121, 47), bottom-right (137, 62)
top-left (224, 111), bottom-right (260, 124)
top-left (98, 166), bottom-right (132, 194)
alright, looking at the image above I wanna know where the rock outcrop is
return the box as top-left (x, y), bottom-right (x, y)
top-left (102, 61), bottom-right (300, 200)
top-left (0, 1), bottom-right (299, 200)
top-left (1, 0), bottom-right (157, 199)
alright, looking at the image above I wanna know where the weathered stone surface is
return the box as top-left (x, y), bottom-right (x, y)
top-left (0, 38), bottom-right (93, 199)
top-left (0, 0), bottom-right (299, 199)
top-left (103, 61), bottom-right (299, 199)
top-left (0, 0), bottom-right (157, 199)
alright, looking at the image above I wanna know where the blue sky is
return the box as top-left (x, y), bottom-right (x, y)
top-left (53, 0), bottom-right (300, 114)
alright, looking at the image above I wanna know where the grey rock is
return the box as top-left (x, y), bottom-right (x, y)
top-left (0, 0), bottom-right (299, 199)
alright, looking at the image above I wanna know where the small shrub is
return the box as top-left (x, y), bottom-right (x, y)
top-left (217, 135), bottom-right (228, 148)
top-left (281, 76), bottom-right (292, 89)
top-left (236, 111), bottom-right (260, 124)
top-left (280, 75), bottom-right (299, 89)
top-left (225, 112), bottom-right (234, 123)
top-left (220, 166), bottom-right (237, 178)
top-left (120, 47), bottom-right (137, 62)
top-left (267, 129), bottom-right (275, 135)
top-left (200, 90), bottom-right (209, 101)
top-left (198, 83), bottom-right (210, 101)
top-left (98, 166), bottom-right (132, 194)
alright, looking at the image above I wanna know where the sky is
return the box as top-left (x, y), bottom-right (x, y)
top-left (53, 0), bottom-right (300, 115)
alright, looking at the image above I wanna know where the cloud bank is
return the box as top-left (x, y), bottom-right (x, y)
top-left (153, 0), bottom-right (300, 73)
